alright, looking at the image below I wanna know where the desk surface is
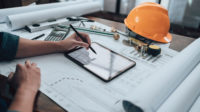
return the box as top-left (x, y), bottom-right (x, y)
top-left (35, 17), bottom-right (196, 112)
top-left (1, 17), bottom-right (196, 112)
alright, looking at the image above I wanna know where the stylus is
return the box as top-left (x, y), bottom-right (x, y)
top-left (70, 24), bottom-right (97, 54)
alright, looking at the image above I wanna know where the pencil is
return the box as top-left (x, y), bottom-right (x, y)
top-left (70, 24), bottom-right (97, 54)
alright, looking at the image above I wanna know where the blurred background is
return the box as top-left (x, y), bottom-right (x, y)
top-left (0, 0), bottom-right (199, 38)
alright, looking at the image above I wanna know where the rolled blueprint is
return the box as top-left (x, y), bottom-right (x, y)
top-left (157, 62), bottom-right (200, 112)
top-left (6, 1), bottom-right (102, 30)
top-left (0, 0), bottom-right (86, 23)
top-left (122, 38), bottom-right (200, 112)
top-left (189, 96), bottom-right (200, 112)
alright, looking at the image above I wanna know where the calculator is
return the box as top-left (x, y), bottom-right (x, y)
top-left (44, 27), bottom-right (70, 41)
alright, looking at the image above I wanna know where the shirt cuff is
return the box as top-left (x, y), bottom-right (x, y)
top-left (0, 32), bottom-right (19, 60)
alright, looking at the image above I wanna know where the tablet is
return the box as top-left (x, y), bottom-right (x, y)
top-left (65, 42), bottom-right (136, 82)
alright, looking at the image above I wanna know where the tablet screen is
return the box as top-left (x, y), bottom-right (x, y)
top-left (67, 43), bottom-right (136, 81)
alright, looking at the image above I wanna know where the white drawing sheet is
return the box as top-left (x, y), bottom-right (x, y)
top-left (0, 21), bottom-right (179, 112)
top-left (122, 38), bottom-right (200, 112)
top-left (6, 1), bottom-right (102, 30)
top-left (0, 49), bottom-right (177, 112)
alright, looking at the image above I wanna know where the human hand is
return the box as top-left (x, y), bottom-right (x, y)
top-left (8, 60), bottom-right (41, 93)
top-left (59, 32), bottom-right (91, 51)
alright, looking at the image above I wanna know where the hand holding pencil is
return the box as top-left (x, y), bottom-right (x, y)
top-left (59, 31), bottom-right (92, 52)
top-left (70, 24), bottom-right (96, 54)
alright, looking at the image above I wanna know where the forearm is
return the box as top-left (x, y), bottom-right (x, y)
top-left (8, 86), bottom-right (37, 112)
top-left (16, 38), bottom-right (65, 58)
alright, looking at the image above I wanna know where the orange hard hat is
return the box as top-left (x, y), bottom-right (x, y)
top-left (124, 2), bottom-right (172, 43)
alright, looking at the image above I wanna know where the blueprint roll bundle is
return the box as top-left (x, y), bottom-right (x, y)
top-left (0, 0), bottom-right (86, 23)
top-left (121, 38), bottom-right (200, 112)
top-left (157, 62), bottom-right (200, 112)
top-left (6, 1), bottom-right (102, 30)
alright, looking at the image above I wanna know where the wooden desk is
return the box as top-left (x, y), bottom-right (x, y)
top-left (0, 17), bottom-right (196, 112)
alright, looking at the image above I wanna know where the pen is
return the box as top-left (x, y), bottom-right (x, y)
top-left (31, 34), bottom-right (45, 40)
top-left (69, 24), bottom-right (97, 54)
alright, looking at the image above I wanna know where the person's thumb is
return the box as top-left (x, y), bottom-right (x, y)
top-left (75, 41), bottom-right (89, 49)
top-left (8, 72), bottom-right (14, 83)
top-left (8, 72), bottom-right (18, 90)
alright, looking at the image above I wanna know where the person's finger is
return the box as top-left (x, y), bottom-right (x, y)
top-left (84, 34), bottom-right (91, 45)
top-left (74, 33), bottom-right (82, 41)
top-left (74, 41), bottom-right (89, 48)
top-left (7, 72), bottom-right (17, 89)
top-left (31, 62), bottom-right (37, 67)
top-left (8, 72), bottom-right (14, 82)
top-left (74, 34), bottom-right (82, 41)
top-left (16, 64), bottom-right (23, 71)
top-left (75, 32), bottom-right (91, 45)
top-left (80, 33), bottom-right (91, 45)
top-left (36, 67), bottom-right (41, 71)
top-left (25, 60), bottom-right (31, 68)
